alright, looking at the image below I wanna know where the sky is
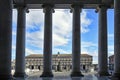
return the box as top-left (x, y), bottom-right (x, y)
top-left (12, 9), bottom-right (114, 64)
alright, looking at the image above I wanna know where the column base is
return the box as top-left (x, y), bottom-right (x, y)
top-left (111, 73), bottom-right (120, 80)
top-left (0, 74), bottom-right (13, 80)
top-left (40, 72), bottom-right (53, 77)
top-left (70, 71), bottom-right (84, 77)
top-left (13, 72), bottom-right (27, 78)
top-left (97, 71), bottom-right (110, 76)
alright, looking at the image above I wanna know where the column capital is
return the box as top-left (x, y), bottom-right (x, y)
top-left (70, 4), bottom-right (83, 13)
top-left (71, 4), bottom-right (83, 8)
top-left (99, 4), bottom-right (111, 8)
top-left (95, 4), bottom-right (110, 13)
top-left (42, 4), bottom-right (55, 13)
top-left (14, 4), bottom-right (29, 13)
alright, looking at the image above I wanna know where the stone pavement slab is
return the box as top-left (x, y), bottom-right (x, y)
top-left (15, 71), bottom-right (111, 80)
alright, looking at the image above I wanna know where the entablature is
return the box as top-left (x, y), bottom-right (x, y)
top-left (13, 0), bottom-right (113, 9)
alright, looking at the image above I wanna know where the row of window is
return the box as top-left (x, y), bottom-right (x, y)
top-left (26, 57), bottom-right (92, 60)
top-left (27, 61), bottom-right (92, 65)
top-left (26, 58), bottom-right (92, 62)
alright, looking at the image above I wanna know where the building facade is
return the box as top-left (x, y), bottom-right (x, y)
top-left (25, 53), bottom-right (92, 72)
top-left (109, 55), bottom-right (114, 70)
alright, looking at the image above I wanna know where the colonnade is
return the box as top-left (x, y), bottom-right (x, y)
top-left (0, 0), bottom-right (120, 79)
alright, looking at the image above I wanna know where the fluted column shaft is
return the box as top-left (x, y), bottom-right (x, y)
top-left (70, 5), bottom-right (83, 77)
top-left (98, 5), bottom-right (109, 76)
top-left (40, 5), bottom-right (53, 77)
top-left (0, 0), bottom-right (12, 79)
top-left (112, 0), bottom-right (120, 79)
top-left (14, 6), bottom-right (26, 78)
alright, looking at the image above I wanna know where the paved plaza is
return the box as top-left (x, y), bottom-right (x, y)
top-left (15, 71), bottom-right (111, 80)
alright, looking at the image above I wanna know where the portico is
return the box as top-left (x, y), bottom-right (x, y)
top-left (0, 0), bottom-right (119, 79)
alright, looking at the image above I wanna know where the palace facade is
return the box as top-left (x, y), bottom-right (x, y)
top-left (109, 55), bottom-right (114, 70)
top-left (25, 53), bottom-right (93, 72)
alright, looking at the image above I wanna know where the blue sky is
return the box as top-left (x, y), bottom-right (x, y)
top-left (12, 9), bottom-right (114, 64)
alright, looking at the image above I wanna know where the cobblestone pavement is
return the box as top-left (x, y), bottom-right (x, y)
top-left (15, 71), bottom-right (111, 80)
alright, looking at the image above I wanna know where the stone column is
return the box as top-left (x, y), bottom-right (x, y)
top-left (98, 5), bottom-right (109, 76)
top-left (0, 0), bottom-right (12, 79)
top-left (14, 5), bottom-right (27, 78)
top-left (40, 4), bottom-right (54, 77)
top-left (70, 5), bottom-right (84, 77)
top-left (112, 0), bottom-right (120, 79)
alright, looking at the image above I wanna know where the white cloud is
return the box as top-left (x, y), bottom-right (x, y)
top-left (25, 48), bottom-right (41, 55)
top-left (26, 30), bottom-right (44, 48)
top-left (12, 9), bottom-right (17, 24)
top-left (11, 45), bottom-right (16, 60)
top-left (93, 60), bottom-right (98, 64)
top-left (81, 41), bottom-right (98, 64)
top-left (26, 9), bottom-right (44, 29)
top-left (108, 45), bottom-right (114, 56)
top-left (108, 45), bottom-right (114, 51)
top-left (81, 10), bottom-right (92, 33)
top-left (52, 9), bottom-right (72, 47)
top-left (108, 51), bottom-right (114, 56)
top-left (53, 9), bottom-right (72, 36)
top-left (108, 34), bottom-right (114, 38)
top-left (81, 41), bottom-right (97, 54)
top-left (81, 41), bottom-right (97, 48)
top-left (53, 48), bottom-right (71, 54)
top-left (53, 33), bottom-right (69, 46)
top-left (81, 42), bottom-right (98, 64)
top-left (108, 34), bottom-right (114, 41)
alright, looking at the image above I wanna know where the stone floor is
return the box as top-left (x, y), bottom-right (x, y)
top-left (15, 71), bottom-right (111, 80)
